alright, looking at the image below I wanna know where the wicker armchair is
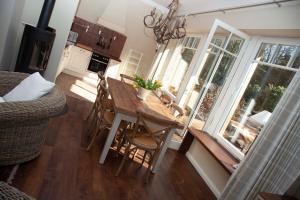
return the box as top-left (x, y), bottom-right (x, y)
top-left (0, 71), bottom-right (66, 166)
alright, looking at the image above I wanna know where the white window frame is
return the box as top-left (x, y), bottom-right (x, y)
top-left (183, 19), bottom-right (250, 134)
top-left (205, 37), bottom-right (300, 160)
top-left (160, 34), bottom-right (203, 100)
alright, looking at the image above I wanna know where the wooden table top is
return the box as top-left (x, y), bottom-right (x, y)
top-left (107, 77), bottom-right (184, 128)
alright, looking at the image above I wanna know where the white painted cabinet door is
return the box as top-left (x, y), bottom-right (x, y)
top-left (65, 46), bottom-right (92, 74)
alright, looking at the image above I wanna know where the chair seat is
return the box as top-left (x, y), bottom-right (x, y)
top-left (103, 111), bottom-right (127, 129)
top-left (132, 136), bottom-right (158, 150)
top-left (103, 111), bottom-right (115, 124)
top-left (125, 130), bottom-right (158, 150)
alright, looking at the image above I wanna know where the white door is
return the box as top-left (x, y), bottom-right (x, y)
top-left (183, 19), bottom-right (250, 133)
top-left (211, 37), bottom-right (300, 159)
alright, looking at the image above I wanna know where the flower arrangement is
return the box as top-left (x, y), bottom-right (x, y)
top-left (134, 75), bottom-right (162, 90)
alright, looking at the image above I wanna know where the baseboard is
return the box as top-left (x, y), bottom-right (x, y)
top-left (186, 152), bottom-right (221, 198)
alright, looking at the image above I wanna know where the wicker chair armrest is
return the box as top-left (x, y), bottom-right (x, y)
top-left (0, 71), bottom-right (29, 96)
top-left (0, 86), bottom-right (66, 127)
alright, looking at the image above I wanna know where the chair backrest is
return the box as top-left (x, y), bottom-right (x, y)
top-left (95, 81), bottom-right (111, 116)
top-left (98, 71), bottom-right (105, 81)
top-left (98, 81), bottom-right (109, 101)
top-left (97, 71), bottom-right (106, 91)
top-left (133, 109), bottom-right (179, 148)
top-left (120, 74), bottom-right (135, 84)
top-left (159, 92), bottom-right (173, 106)
top-left (170, 103), bottom-right (184, 118)
top-left (95, 81), bottom-right (108, 107)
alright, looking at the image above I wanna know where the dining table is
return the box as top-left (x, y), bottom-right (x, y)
top-left (99, 77), bottom-right (184, 173)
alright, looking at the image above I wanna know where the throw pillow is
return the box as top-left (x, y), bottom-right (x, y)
top-left (4, 72), bottom-right (55, 102)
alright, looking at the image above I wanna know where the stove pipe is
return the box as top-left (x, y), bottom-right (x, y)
top-left (37, 0), bottom-right (56, 29)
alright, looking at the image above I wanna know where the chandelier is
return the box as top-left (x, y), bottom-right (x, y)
top-left (143, 0), bottom-right (186, 44)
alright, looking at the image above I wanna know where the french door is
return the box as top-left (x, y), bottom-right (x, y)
top-left (182, 19), bottom-right (250, 133)
top-left (209, 37), bottom-right (300, 159)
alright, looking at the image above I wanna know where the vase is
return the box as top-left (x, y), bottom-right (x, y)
top-left (137, 87), bottom-right (151, 100)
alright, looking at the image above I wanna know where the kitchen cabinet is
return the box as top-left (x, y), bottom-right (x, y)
top-left (63, 45), bottom-right (92, 74)
top-left (71, 17), bottom-right (126, 61)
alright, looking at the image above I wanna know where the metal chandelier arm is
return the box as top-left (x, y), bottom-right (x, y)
top-left (143, 0), bottom-right (186, 44)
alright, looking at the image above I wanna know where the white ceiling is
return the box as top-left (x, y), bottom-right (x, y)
top-left (151, 0), bottom-right (289, 15)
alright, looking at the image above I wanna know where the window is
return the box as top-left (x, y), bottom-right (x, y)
top-left (162, 36), bottom-right (201, 97)
top-left (187, 26), bottom-right (246, 131)
top-left (218, 42), bottom-right (299, 159)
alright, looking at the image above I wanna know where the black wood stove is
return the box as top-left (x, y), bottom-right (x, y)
top-left (15, 0), bottom-right (56, 75)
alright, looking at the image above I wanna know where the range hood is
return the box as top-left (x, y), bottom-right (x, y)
top-left (97, 0), bottom-right (128, 34)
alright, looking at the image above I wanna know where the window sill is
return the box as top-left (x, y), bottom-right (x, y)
top-left (180, 127), bottom-right (239, 174)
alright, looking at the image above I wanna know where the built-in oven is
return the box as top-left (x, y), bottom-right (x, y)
top-left (88, 52), bottom-right (110, 73)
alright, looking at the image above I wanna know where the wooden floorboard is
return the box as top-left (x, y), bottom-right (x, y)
top-left (1, 73), bottom-right (216, 200)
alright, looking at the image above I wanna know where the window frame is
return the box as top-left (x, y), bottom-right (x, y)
top-left (160, 34), bottom-right (203, 100)
top-left (204, 37), bottom-right (300, 160)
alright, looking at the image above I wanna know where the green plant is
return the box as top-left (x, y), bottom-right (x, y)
top-left (134, 75), bottom-right (162, 90)
top-left (244, 84), bottom-right (262, 102)
top-left (256, 84), bottom-right (286, 111)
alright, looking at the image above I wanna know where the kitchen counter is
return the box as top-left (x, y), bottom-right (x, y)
top-left (75, 43), bottom-right (121, 62)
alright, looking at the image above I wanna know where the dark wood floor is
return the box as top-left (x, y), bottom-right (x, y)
top-left (1, 73), bottom-right (216, 200)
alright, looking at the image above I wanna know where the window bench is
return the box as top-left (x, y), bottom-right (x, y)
top-left (179, 127), bottom-right (239, 174)
top-left (179, 127), bottom-right (240, 197)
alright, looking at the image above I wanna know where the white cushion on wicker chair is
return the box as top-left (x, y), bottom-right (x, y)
top-left (4, 72), bottom-right (55, 102)
top-left (0, 97), bottom-right (5, 103)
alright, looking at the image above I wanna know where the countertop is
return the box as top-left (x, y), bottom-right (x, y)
top-left (75, 43), bottom-right (122, 62)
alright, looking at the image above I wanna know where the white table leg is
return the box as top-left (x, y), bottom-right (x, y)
top-left (151, 129), bottom-right (174, 173)
top-left (99, 113), bottom-right (122, 164)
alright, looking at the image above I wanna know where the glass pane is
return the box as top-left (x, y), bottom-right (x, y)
top-left (192, 38), bottom-right (201, 49)
top-left (222, 64), bottom-right (295, 154)
top-left (187, 37), bottom-right (195, 48)
top-left (192, 52), bottom-right (236, 127)
top-left (292, 47), bottom-right (300, 69)
top-left (128, 57), bottom-right (139, 64)
top-left (226, 34), bottom-right (244, 54)
top-left (167, 48), bottom-right (196, 95)
top-left (255, 43), bottom-right (277, 63)
top-left (180, 47), bottom-right (221, 130)
top-left (183, 37), bottom-right (189, 46)
top-left (211, 26), bottom-right (231, 48)
top-left (272, 45), bottom-right (296, 66)
top-left (131, 51), bottom-right (142, 58)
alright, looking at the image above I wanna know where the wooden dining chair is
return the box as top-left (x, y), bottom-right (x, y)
top-left (87, 82), bottom-right (127, 151)
top-left (115, 109), bottom-right (179, 182)
top-left (86, 74), bottom-right (112, 132)
top-left (170, 102), bottom-right (184, 118)
top-left (159, 92), bottom-right (173, 107)
top-left (120, 74), bottom-right (135, 84)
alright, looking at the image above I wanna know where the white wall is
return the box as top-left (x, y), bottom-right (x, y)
top-left (76, 0), bottom-right (110, 23)
top-left (186, 140), bottom-right (231, 198)
top-left (76, 0), bottom-right (157, 78)
top-left (0, 0), bottom-right (14, 70)
top-left (1, 0), bottom-right (80, 82)
top-left (0, 0), bottom-right (25, 70)
top-left (21, 0), bottom-right (80, 81)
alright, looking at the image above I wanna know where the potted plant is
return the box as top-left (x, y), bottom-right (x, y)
top-left (134, 75), bottom-right (162, 100)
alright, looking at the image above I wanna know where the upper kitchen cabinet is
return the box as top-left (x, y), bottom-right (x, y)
top-left (71, 17), bottom-right (127, 61)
